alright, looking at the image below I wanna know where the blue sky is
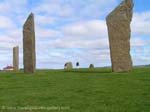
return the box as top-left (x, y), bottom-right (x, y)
top-left (0, 0), bottom-right (150, 69)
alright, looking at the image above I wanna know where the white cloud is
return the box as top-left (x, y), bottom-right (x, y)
top-left (33, 0), bottom-right (118, 21)
top-left (0, 0), bottom-right (28, 14)
top-left (131, 38), bottom-right (149, 47)
top-left (0, 0), bottom-right (150, 69)
top-left (62, 20), bottom-right (107, 39)
top-left (0, 16), bottom-right (15, 29)
top-left (36, 15), bottom-right (57, 26)
top-left (36, 27), bottom-right (61, 38)
top-left (132, 11), bottom-right (150, 36)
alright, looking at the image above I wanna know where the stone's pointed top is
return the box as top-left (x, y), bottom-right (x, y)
top-left (30, 12), bottom-right (34, 15)
top-left (107, 0), bottom-right (134, 21)
top-left (29, 12), bottom-right (34, 17)
top-left (26, 13), bottom-right (34, 22)
top-left (23, 12), bottom-right (35, 31)
top-left (125, 0), bottom-right (134, 8)
top-left (26, 12), bottom-right (34, 21)
top-left (125, 0), bottom-right (133, 3)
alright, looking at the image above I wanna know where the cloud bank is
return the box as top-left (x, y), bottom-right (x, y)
top-left (0, 0), bottom-right (149, 69)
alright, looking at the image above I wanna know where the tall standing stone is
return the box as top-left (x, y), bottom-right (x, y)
top-left (23, 13), bottom-right (36, 74)
top-left (106, 0), bottom-right (133, 72)
top-left (64, 62), bottom-right (73, 70)
top-left (13, 46), bottom-right (19, 71)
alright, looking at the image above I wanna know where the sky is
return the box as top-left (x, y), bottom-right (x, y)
top-left (0, 0), bottom-right (150, 69)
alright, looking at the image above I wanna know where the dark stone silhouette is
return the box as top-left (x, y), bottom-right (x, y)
top-left (23, 13), bottom-right (36, 74)
top-left (89, 64), bottom-right (94, 69)
top-left (106, 0), bottom-right (133, 72)
top-left (64, 62), bottom-right (73, 70)
top-left (13, 46), bottom-right (19, 71)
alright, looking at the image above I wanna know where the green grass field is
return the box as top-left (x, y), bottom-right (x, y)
top-left (0, 67), bottom-right (149, 112)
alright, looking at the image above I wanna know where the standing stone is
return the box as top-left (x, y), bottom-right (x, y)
top-left (106, 0), bottom-right (133, 72)
top-left (89, 64), bottom-right (94, 69)
top-left (23, 13), bottom-right (36, 74)
top-left (13, 46), bottom-right (19, 71)
top-left (64, 62), bottom-right (73, 70)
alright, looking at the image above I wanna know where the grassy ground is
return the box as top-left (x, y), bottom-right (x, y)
top-left (0, 67), bottom-right (149, 112)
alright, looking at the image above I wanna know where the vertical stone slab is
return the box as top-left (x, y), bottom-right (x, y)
top-left (64, 62), bottom-right (73, 70)
top-left (106, 0), bottom-right (133, 72)
top-left (13, 46), bottom-right (19, 71)
top-left (23, 13), bottom-right (36, 74)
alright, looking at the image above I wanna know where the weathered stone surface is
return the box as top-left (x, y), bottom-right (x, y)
top-left (23, 13), bottom-right (36, 74)
top-left (64, 62), bottom-right (73, 70)
top-left (89, 64), bottom-right (94, 69)
top-left (106, 0), bottom-right (133, 72)
top-left (13, 46), bottom-right (19, 71)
